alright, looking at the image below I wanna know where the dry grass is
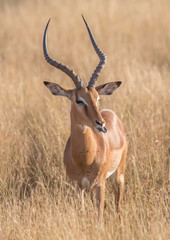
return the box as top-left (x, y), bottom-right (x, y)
top-left (0, 0), bottom-right (169, 239)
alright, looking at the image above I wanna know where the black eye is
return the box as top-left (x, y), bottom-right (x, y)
top-left (76, 99), bottom-right (84, 105)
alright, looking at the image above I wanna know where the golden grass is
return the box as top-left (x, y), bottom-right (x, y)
top-left (0, 0), bottom-right (169, 239)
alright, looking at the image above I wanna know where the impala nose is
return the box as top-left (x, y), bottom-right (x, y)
top-left (95, 120), bottom-right (107, 133)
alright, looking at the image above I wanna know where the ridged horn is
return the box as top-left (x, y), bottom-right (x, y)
top-left (43, 19), bottom-right (83, 89)
top-left (82, 15), bottom-right (107, 87)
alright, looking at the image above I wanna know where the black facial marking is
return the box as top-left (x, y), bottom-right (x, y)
top-left (76, 99), bottom-right (84, 104)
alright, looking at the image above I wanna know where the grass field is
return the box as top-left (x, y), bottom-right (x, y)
top-left (0, 0), bottom-right (169, 239)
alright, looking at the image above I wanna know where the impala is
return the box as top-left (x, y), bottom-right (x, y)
top-left (43, 15), bottom-right (128, 222)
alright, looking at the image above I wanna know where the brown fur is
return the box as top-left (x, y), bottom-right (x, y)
top-left (44, 83), bottom-right (127, 222)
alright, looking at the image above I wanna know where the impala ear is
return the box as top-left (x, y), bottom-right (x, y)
top-left (96, 81), bottom-right (122, 95)
top-left (44, 81), bottom-right (74, 100)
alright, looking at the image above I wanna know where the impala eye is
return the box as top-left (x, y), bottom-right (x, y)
top-left (76, 99), bottom-right (84, 105)
top-left (76, 97), bottom-right (87, 106)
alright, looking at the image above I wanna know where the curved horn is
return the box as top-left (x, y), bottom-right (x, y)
top-left (82, 15), bottom-right (107, 87)
top-left (43, 19), bottom-right (83, 89)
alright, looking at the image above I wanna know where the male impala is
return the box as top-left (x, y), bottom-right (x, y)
top-left (43, 16), bottom-right (127, 222)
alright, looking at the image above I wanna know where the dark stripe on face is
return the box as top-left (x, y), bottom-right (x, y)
top-left (84, 104), bottom-right (88, 115)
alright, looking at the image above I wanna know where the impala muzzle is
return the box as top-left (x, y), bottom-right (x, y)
top-left (96, 120), bottom-right (107, 133)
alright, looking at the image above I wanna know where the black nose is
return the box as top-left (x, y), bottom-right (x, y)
top-left (101, 127), bottom-right (107, 133)
top-left (95, 120), bottom-right (107, 133)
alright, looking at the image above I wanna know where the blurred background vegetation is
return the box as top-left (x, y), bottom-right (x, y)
top-left (0, 0), bottom-right (169, 239)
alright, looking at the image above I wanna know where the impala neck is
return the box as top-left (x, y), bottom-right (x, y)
top-left (70, 114), bottom-right (95, 166)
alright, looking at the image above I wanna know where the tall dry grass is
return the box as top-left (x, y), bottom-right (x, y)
top-left (0, 0), bottom-right (169, 239)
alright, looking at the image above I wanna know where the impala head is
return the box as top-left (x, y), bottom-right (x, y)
top-left (43, 16), bottom-right (122, 133)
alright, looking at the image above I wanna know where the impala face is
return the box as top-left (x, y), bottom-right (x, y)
top-left (71, 86), bottom-right (107, 133)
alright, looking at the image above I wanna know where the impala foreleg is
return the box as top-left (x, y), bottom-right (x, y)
top-left (94, 181), bottom-right (106, 223)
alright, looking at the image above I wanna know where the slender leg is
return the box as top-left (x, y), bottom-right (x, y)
top-left (95, 181), bottom-right (106, 223)
top-left (115, 145), bottom-right (127, 216)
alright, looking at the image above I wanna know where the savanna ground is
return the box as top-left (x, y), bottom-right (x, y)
top-left (0, 0), bottom-right (169, 239)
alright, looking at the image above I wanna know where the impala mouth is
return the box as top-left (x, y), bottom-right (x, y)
top-left (95, 120), bottom-right (107, 133)
top-left (97, 126), bottom-right (107, 133)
